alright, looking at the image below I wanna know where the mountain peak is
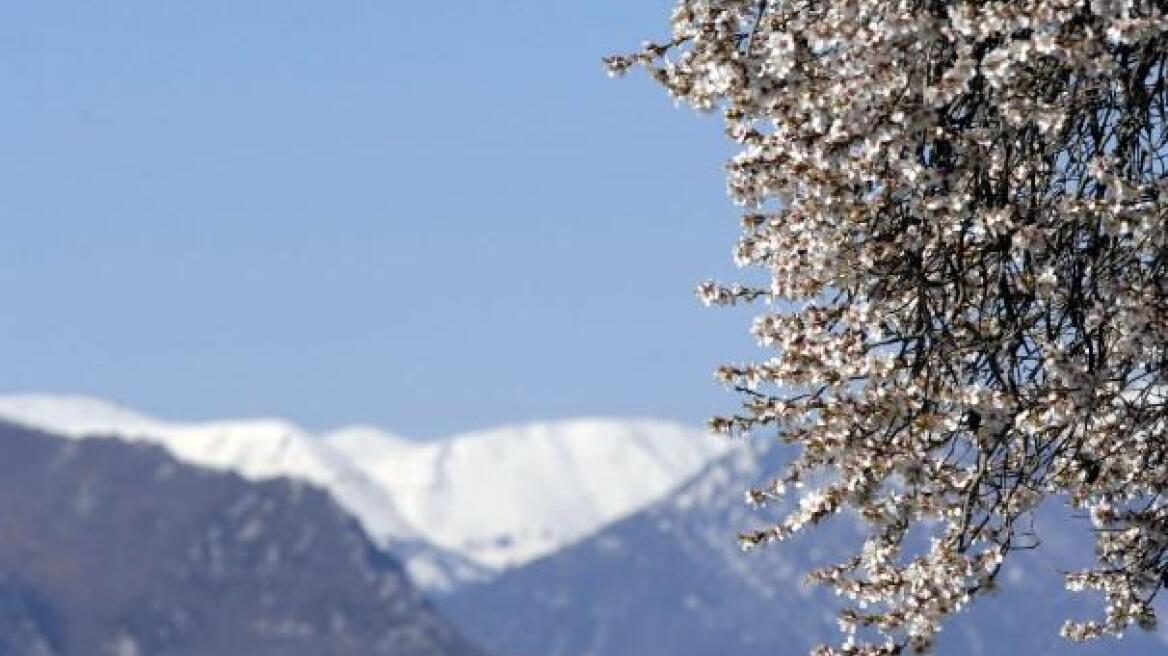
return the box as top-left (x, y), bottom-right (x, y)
top-left (0, 393), bottom-right (163, 437)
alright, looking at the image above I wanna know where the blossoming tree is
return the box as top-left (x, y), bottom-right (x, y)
top-left (608, 1), bottom-right (1167, 653)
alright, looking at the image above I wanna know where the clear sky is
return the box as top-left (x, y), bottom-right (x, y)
top-left (0, 1), bottom-right (761, 437)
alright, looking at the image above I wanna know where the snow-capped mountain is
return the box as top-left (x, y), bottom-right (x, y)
top-left (325, 419), bottom-right (730, 570)
top-left (0, 394), bottom-right (729, 582)
top-left (0, 394), bottom-right (419, 546)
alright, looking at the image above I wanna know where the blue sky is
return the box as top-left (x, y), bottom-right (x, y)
top-left (0, 2), bottom-right (760, 437)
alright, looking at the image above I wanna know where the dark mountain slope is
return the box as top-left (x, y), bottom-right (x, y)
top-left (0, 422), bottom-right (479, 656)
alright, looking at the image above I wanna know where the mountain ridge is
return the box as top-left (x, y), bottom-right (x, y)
top-left (0, 393), bottom-right (729, 584)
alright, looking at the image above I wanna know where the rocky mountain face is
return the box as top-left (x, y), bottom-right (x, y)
top-left (0, 421), bottom-right (479, 656)
top-left (439, 443), bottom-right (1168, 656)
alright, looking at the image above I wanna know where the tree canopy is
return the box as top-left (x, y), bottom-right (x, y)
top-left (610, 1), bottom-right (1168, 653)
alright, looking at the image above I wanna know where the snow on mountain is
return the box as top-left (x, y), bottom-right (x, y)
top-left (324, 419), bottom-right (732, 570)
top-left (0, 394), bottom-right (418, 547)
top-left (0, 395), bottom-right (732, 579)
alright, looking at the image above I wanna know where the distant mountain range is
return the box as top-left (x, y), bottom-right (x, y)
top-left (0, 395), bottom-right (722, 590)
top-left (0, 394), bottom-right (1164, 655)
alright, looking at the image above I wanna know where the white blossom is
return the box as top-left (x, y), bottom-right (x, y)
top-left (611, 0), bottom-right (1168, 652)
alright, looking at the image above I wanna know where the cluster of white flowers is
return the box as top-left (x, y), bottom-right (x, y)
top-left (610, 1), bottom-right (1168, 653)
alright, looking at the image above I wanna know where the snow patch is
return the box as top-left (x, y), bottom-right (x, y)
top-left (325, 418), bottom-right (732, 569)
